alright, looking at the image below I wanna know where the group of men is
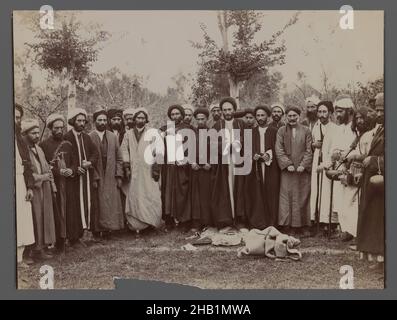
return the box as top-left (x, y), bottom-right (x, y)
top-left (15, 91), bottom-right (385, 270)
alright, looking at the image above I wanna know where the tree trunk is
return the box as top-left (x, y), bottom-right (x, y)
top-left (67, 70), bottom-right (76, 129)
top-left (229, 77), bottom-right (240, 109)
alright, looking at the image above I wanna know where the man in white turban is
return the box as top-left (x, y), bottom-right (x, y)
top-left (182, 104), bottom-right (195, 127)
top-left (40, 113), bottom-right (72, 253)
top-left (22, 119), bottom-right (57, 261)
top-left (302, 95), bottom-right (321, 132)
top-left (123, 108), bottom-right (136, 131)
top-left (269, 103), bottom-right (285, 129)
top-left (318, 95), bottom-right (356, 237)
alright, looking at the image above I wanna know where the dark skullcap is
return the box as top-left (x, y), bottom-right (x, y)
top-left (254, 105), bottom-right (271, 117)
top-left (356, 106), bottom-right (372, 118)
top-left (317, 101), bottom-right (334, 114)
top-left (93, 109), bottom-right (107, 121)
top-left (107, 108), bottom-right (123, 120)
top-left (285, 106), bottom-right (302, 116)
top-left (219, 97), bottom-right (237, 111)
top-left (243, 108), bottom-right (255, 116)
top-left (15, 102), bottom-right (24, 117)
top-left (167, 104), bottom-right (185, 119)
top-left (193, 107), bottom-right (209, 119)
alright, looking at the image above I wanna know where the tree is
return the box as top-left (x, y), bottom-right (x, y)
top-left (192, 10), bottom-right (299, 108)
top-left (27, 14), bottom-right (109, 118)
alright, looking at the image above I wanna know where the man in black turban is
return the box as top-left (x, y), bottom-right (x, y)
top-left (107, 108), bottom-right (125, 146)
top-left (160, 104), bottom-right (192, 231)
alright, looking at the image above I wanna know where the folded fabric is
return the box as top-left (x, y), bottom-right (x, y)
top-left (237, 227), bottom-right (302, 261)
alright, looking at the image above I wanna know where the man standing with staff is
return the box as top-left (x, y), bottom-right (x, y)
top-left (310, 101), bottom-right (336, 234)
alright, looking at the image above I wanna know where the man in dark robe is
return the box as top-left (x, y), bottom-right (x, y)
top-left (63, 108), bottom-right (98, 247)
top-left (190, 107), bottom-right (213, 230)
top-left (40, 114), bottom-right (72, 253)
top-left (211, 97), bottom-right (246, 230)
top-left (356, 92), bottom-right (385, 270)
top-left (160, 105), bottom-right (192, 230)
top-left (276, 106), bottom-right (313, 236)
top-left (107, 108), bottom-right (126, 146)
top-left (243, 108), bottom-right (256, 129)
top-left (89, 109), bottom-right (124, 239)
top-left (269, 103), bottom-right (285, 129)
top-left (241, 105), bottom-right (280, 229)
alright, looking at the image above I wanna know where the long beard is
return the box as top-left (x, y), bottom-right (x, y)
top-left (306, 111), bottom-right (317, 121)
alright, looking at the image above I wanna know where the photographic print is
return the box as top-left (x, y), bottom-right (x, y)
top-left (13, 9), bottom-right (384, 290)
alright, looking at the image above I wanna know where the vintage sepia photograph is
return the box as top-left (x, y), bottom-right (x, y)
top-left (13, 9), bottom-right (384, 290)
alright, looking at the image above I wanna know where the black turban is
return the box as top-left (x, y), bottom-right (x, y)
top-left (285, 106), bottom-right (302, 116)
top-left (167, 104), bottom-right (185, 119)
top-left (219, 97), bottom-right (237, 111)
top-left (193, 107), bottom-right (209, 119)
top-left (317, 101), bottom-right (334, 114)
top-left (107, 108), bottom-right (123, 120)
top-left (93, 109), bottom-right (107, 121)
top-left (254, 105), bottom-right (271, 117)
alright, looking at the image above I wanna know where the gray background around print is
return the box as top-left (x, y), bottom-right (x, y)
top-left (0, 0), bottom-right (395, 299)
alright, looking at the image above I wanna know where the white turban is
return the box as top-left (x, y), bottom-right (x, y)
top-left (68, 108), bottom-right (87, 121)
top-left (209, 103), bottom-right (220, 112)
top-left (123, 108), bottom-right (136, 117)
top-left (182, 104), bottom-right (195, 113)
top-left (21, 119), bottom-right (40, 134)
top-left (46, 113), bottom-right (65, 128)
top-left (334, 96), bottom-right (354, 109)
top-left (133, 107), bottom-right (149, 120)
top-left (271, 103), bottom-right (285, 114)
top-left (305, 95), bottom-right (320, 105)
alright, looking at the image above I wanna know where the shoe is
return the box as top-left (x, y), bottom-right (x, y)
top-left (349, 244), bottom-right (357, 251)
top-left (340, 232), bottom-right (354, 242)
top-left (33, 250), bottom-right (53, 261)
top-left (23, 256), bottom-right (35, 265)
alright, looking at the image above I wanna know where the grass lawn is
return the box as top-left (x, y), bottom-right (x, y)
top-left (17, 228), bottom-right (384, 290)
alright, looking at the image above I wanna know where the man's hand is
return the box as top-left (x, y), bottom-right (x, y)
top-left (287, 165), bottom-right (295, 172)
top-left (82, 160), bottom-right (92, 169)
top-left (203, 163), bottom-right (211, 171)
top-left (253, 153), bottom-right (261, 161)
top-left (116, 177), bottom-right (123, 189)
top-left (60, 168), bottom-right (73, 177)
top-left (25, 188), bottom-right (34, 201)
top-left (312, 141), bottom-right (323, 149)
top-left (261, 153), bottom-right (270, 162)
top-left (317, 164), bottom-right (325, 173)
top-left (192, 163), bottom-right (200, 171)
top-left (43, 172), bottom-right (53, 181)
top-left (77, 167), bottom-right (86, 175)
top-left (297, 166), bottom-right (305, 173)
top-left (92, 181), bottom-right (98, 189)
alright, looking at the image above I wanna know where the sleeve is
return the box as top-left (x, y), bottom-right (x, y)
top-left (115, 137), bottom-right (124, 177)
top-left (275, 127), bottom-right (293, 170)
top-left (120, 131), bottom-right (130, 169)
top-left (300, 128), bottom-right (313, 171)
